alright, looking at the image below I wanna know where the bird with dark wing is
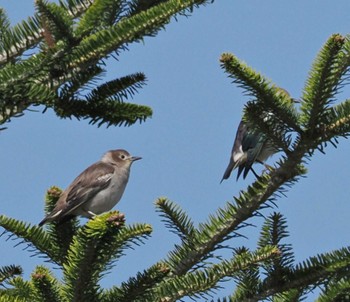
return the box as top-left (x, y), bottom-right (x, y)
top-left (221, 120), bottom-right (275, 182)
top-left (221, 89), bottom-right (297, 182)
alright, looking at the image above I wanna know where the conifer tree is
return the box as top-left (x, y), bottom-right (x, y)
top-left (1, 1), bottom-right (350, 301)
top-left (0, 0), bottom-right (212, 129)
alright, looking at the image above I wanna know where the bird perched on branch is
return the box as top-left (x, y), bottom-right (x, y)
top-left (221, 89), bottom-right (297, 182)
top-left (39, 149), bottom-right (141, 226)
top-left (221, 120), bottom-right (275, 182)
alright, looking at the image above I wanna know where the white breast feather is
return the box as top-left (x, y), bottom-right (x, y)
top-left (80, 169), bottom-right (130, 216)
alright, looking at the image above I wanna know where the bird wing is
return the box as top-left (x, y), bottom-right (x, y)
top-left (240, 129), bottom-right (266, 179)
top-left (58, 162), bottom-right (115, 218)
top-left (221, 120), bottom-right (247, 182)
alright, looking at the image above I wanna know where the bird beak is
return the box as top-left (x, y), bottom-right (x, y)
top-left (131, 156), bottom-right (142, 162)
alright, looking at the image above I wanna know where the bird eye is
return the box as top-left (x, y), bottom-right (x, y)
top-left (120, 154), bottom-right (126, 160)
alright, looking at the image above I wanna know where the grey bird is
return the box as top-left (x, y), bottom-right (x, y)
top-left (39, 149), bottom-right (141, 226)
top-left (221, 120), bottom-right (275, 182)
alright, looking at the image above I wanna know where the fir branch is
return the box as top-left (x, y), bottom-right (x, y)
top-left (0, 100), bottom-right (26, 126)
top-left (58, 64), bottom-right (104, 98)
top-left (102, 263), bottom-right (171, 302)
top-left (70, 0), bottom-right (215, 68)
top-left (54, 97), bottom-right (152, 127)
top-left (36, 0), bottom-right (76, 46)
top-left (268, 289), bottom-right (304, 302)
top-left (229, 247), bottom-right (261, 301)
top-left (0, 51), bottom-right (47, 84)
top-left (41, 186), bottom-right (62, 216)
top-left (62, 212), bottom-right (152, 302)
top-left (6, 277), bottom-right (35, 301)
top-left (158, 36), bottom-right (350, 297)
top-left (0, 295), bottom-right (26, 302)
top-left (0, 0), bottom-right (213, 128)
top-left (248, 246), bottom-right (350, 301)
top-left (75, 0), bottom-right (124, 36)
top-left (258, 213), bottom-right (294, 280)
top-left (126, 0), bottom-right (212, 17)
top-left (0, 216), bottom-right (60, 265)
top-left (127, 0), bottom-right (167, 16)
top-left (155, 198), bottom-right (195, 241)
top-left (31, 266), bottom-right (62, 302)
top-left (0, 15), bottom-right (42, 65)
top-left (153, 246), bottom-right (279, 302)
top-left (294, 98), bottom-right (350, 155)
top-left (322, 99), bottom-right (350, 140)
top-left (0, 53), bottom-right (57, 125)
top-left (42, 187), bottom-right (80, 261)
top-left (0, 265), bottom-right (22, 285)
top-left (0, 8), bottom-right (10, 32)
top-left (0, 1), bottom-right (95, 64)
top-left (317, 278), bottom-right (350, 302)
top-left (57, 71), bottom-right (148, 126)
top-left (86, 72), bottom-right (147, 102)
top-left (300, 34), bottom-right (346, 131)
top-left (58, 0), bottom-right (95, 18)
top-left (45, 221), bottom-right (79, 264)
top-left (0, 8), bottom-right (11, 56)
top-left (220, 53), bottom-right (301, 134)
top-left (244, 100), bottom-right (296, 154)
top-left (166, 160), bottom-right (305, 276)
top-left (62, 212), bottom-right (125, 302)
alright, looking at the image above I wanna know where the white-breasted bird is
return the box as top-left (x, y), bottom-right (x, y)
top-left (39, 149), bottom-right (141, 226)
top-left (221, 89), bottom-right (297, 182)
top-left (221, 120), bottom-right (275, 182)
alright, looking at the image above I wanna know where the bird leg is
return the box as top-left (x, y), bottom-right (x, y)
top-left (257, 160), bottom-right (274, 174)
top-left (250, 167), bottom-right (260, 179)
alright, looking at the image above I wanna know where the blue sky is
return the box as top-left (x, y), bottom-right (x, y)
top-left (1, 0), bottom-right (350, 300)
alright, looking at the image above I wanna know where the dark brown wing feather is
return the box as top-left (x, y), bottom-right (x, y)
top-left (39, 161), bottom-right (114, 225)
top-left (221, 121), bottom-right (247, 182)
top-left (62, 162), bottom-right (114, 216)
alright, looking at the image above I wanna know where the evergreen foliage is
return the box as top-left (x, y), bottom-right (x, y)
top-left (1, 1), bottom-right (350, 301)
top-left (0, 0), bottom-right (212, 129)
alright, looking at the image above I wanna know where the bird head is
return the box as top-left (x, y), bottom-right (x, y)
top-left (102, 149), bottom-right (142, 168)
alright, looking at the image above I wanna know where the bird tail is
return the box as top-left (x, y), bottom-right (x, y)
top-left (38, 217), bottom-right (48, 227)
top-left (38, 209), bottom-right (63, 226)
top-left (220, 160), bottom-right (235, 183)
top-left (39, 212), bottom-right (75, 226)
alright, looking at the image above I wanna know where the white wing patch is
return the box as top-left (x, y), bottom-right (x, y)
top-left (50, 209), bottom-right (62, 218)
top-left (233, 145), bottom-right (245, 163)
top-left (97, 173), bottom-right (113, 182)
